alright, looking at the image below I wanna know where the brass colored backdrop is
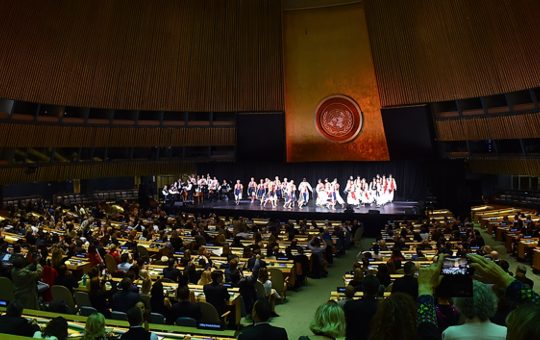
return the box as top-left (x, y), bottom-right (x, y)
top-left (284, 3), bottom-right (389, 161)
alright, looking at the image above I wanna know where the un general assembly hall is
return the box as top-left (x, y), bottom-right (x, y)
top-left (0, 1), bottom-right (539, 339)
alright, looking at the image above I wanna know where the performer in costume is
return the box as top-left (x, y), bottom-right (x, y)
top-left (283, 180), bottom-right (297, 209)
top-left (387, 174), bottom-right (397, 203)
top-left (263, 179), bottom-right (277, 208)
top-left (281, 178), bottom-right (289, 203)
top-left (161, 185), bottom-right (169, 202)
top-left (247, 177), bottom-right (257, 203)
top-left (234, 180), bottom-right (243, 205)
top-left (274, 176), bottom-right (282, 200)
top-left (346, 179), bottom-right (359, 206)
top-left (257, 179), bottom-right (266, 203)
top-left (325, 179), bottom-right (336, 210)
top-left (333, 179), bottom-right (345, 208)
top-left (315, 179), bottom-right (326, 207)
top-left (297, 178), bottom-right (313, 209)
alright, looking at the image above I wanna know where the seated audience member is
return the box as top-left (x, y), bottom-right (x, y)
top-left (343, 275), bottom-right (380, 340)
top-left (257, 268), bottom-right (281, 317)
top-left (11, 254), bottom-right (43, 310)
top-left (300, 300), bottom-right (345, 340)
top-left (167, 285), bottom-right (201, 324)
top-left (149, 280), bottom-right (168, 316)
top-left (392, 261), bottom-right (418, 299)
top-left (348, 268), bottom-right (364, 292)
top-left (87, 245), bottom-right (103, 267)
top-left (442, 281), bottom-right (507, 339)
top-left (197, 269), bottom-right (212, 286)
top-left (238, 298), bottom-right (288, 340)
top-left (0, 300), bottom-right (40, 336)
top-left (339, 285), bottom-right (356, 308)
top-left (370, 293), bottom-right (416, 340)
top-left (81, 312), bottom-right (107, 340)
top-left (162, 259), bottom-right (181, 282)
top-left (120, 307), bottom-right (158, 340)
top-left (117, 253), bottom-right (132, 273)
top-left (33, 316), bottom-right (68, 340)
top-left (54, 264), bottom-right (79, 293)
top-left (376, 263), bottom-right (392, 288)
top-left (203, 270), bottom-right (229, 316)
top-left (434, 280), bottom-right (460, 332)
top-left (88, 273), bottom-right (111, 318)
top-left (506, 303), bottom-right (540, 340)
top-left (515, 265), bottom-right (534, 289)
top-left (111, 278), bottom-right (140, 313)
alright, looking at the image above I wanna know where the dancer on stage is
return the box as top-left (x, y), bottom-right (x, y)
top-left (281, 178), bottom-right (289, 203)
top-left (315, 179), bottom-right (327, 207)
top-left (234, 180), bottom-right (243, 205)
top-left (297, 178), bottom-right (313, 209)
top-left (263, 179), bottom-right (278, 208)
top-left (274, 176), bottom-right (282, 200)
top-left (333, 178), bottom-right (345, 208)
top-left (325, 179), bottom-right (336, 210)
top-left (257, 179), bottom-right (266, 203)
top-left (247, 177), bottom-right (257, 203)
top-left (345, 178), bottom-right (358, 206)
top-left (387, 174), bottom-right (397, 203)
top-left (161, 185), bottom-right (170, 202)
top-left (283, 180), bottom-right (297, 209)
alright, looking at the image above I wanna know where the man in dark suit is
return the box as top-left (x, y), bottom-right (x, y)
top-left (162, 258), bottom-right (182, 282)
top-left (392, 261), bottom-right (418, 300)
top-left (238, 298), bottom-right (288, 340)
top-left (203, 270), bottom-right (229, 315)
top-left (167, 285), bottom-right (202, 324)
top-left (112, 277), bottom-right (141, 313)
top-left (0, 300), bottom-right (40, 337)
top-left (343, 275), bottom-right (380, 340)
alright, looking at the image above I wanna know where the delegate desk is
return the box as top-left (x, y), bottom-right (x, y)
top-left (329, 290), bottom-right (391, 301)
top-left (77, 280), bottom-right (243, 327)
top-left (518, 238), bottom-right (539, 261)
top-left (0, 307), bottom-right (236, 340)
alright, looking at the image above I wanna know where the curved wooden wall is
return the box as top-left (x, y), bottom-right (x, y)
top-left (0, 161), bottom-right (196, 185)
top-left (0, 0), bottom-right (283, 112)
top-left (435, 112), bottom-right (540, 141)
top-left (0, 123), bottom-right (235, 148)
top-left (365, 0), bottom-right (540, 107)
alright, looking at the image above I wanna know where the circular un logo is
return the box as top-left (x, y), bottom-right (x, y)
top-left (315, 95), bottom-right (363, 143)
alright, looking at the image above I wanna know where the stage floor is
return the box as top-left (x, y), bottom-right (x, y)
top-left (191, 200), bottom-right (420, 215)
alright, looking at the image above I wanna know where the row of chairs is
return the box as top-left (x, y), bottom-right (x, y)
top-left (0, 276), bottom-right (230, 327)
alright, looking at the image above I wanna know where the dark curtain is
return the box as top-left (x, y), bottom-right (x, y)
top-left (199, 161), bottom-right (458, 200)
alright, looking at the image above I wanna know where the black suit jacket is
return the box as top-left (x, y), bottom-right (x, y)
top-left (203, 283), bottom-right (229, 315)
top-left (111, 290), bottom-right (141, 313)
top-left (343, 297), bottom-right (378, 340)
top-left (392, 275), bottom-right (418, 300)
top-left (0, 315), bottom-right (40, 337)
top-left (238, 323), bottom-right (288, 340)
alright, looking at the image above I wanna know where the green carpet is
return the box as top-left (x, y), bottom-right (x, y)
top-left (266, 238), bottom-right (373, 339)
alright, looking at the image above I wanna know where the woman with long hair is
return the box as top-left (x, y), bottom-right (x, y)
top-left (369, 293), bottom-right (417, 340)
top-left (300, 300), bottom-right (345, 340)
top-left (81, 313), bottom-right (107, 340)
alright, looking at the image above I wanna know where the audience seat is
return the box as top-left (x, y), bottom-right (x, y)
top-left (268, 268), bottom-right (287, 301)
top-left (73, 291), bottom-right (92, 308)
top-left (79, 306), bottom-right (98, 316)
top-left (51, 285), bottom-right (76, 313)
top-left (111, 311), bottom-right (128, 321)
top-left (175, 317), bottom-right (198, 327)
top-left (0, 277), bottom-right (15, 302)
top-left (199, 301), bottom-right (230, 326)
top-left (149, 312), bottom-right (165, 324)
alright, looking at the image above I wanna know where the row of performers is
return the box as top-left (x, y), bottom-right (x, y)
top-left (161, 175), bottom-right (234, 202)
top-left (163, 174), bottom-right (397, 209)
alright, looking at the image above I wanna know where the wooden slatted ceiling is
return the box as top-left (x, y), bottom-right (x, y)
top-left (0, 0), bottom-right (283, 112)
top-left (0, 123), bottom-right (235, 148)
top-left (435, 112), bottom-right (540, 141)
top-left (364, 0), bottom-right (540, 107)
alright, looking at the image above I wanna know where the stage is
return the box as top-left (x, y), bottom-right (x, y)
top-left (175, 200), bottom-right (423, 236)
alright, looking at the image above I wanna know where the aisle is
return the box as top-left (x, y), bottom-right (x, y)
top-left (268, 238), bottom-right (372, 339)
